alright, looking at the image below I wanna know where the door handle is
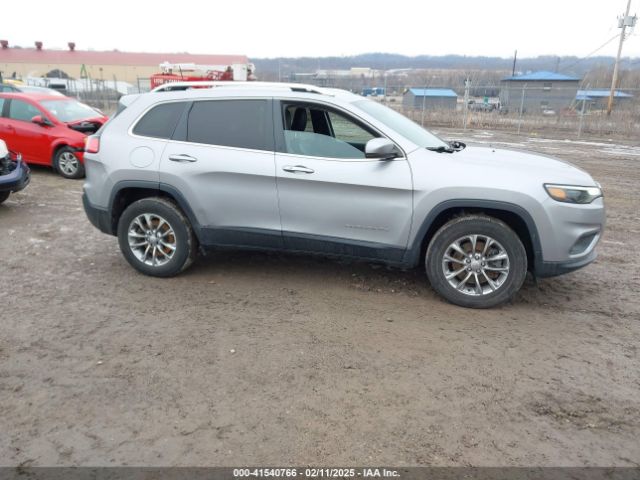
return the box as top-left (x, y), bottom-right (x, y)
top-left (282, 165), bottom-right (314, 174)
top-left (169, 154), bottom-right (198, 163)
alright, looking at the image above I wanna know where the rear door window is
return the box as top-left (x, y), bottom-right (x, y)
top-left (186, 99), bottom-right (273, 151)
top-left (133, 101), bottom-right (187, 139)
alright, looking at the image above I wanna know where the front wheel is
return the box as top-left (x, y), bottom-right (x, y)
top-left (425, 215), bottom-right (527, 308)
top-left (117, 197), bottom-right (197, 277)
top-left (54, 147), bottom-right (85, 179)
top-left (0, 191), bottom-right (10, 204)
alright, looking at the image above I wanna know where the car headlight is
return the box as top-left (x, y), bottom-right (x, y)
top-left (544, 184), bottom-right (602, 204)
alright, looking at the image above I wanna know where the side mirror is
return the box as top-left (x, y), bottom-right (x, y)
top-left (365, 138), bottom-right (400, 160)
top-left (31, 115), bottom-right (52, 127)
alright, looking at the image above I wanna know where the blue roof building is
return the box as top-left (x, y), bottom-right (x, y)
top-left (576, 89), bottom-right (633, 100)
top-left (500, 71), bottom-right (581, 113)
top-left (502, 71), bottom-right (580, 82)
top-left (403, 88), bottom-right (458, 110)
top-left (407, 88), bottom-right (458, 97)
top-left (576, 89), bottom-right (634, 110)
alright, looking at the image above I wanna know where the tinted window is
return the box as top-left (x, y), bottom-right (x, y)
top-left (133, 102), bottom-right (187, 139)
top-left (186, 100), bottom-right (272, 151)
top-left (8, 99), bottom-right (41, 122)
top-left (0, 98), bottom-right (4, 114)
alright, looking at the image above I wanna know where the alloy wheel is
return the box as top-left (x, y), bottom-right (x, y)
top-left (58, 151), bottom-right (80, 176)
top-left (127, 214), bottom-right (177, 267)
top-left (441, 234), bottom-right (510, 296)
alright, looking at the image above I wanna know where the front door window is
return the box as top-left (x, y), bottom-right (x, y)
top-left (282, 104), bottom-right (379, 159)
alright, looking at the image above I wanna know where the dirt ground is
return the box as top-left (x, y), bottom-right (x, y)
top-left (0, 129), bottom-right (639, 467)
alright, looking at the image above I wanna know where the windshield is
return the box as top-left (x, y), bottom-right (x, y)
top-left (40, 99), bottom-right (99, 123)
top-left (353, 99), bottom-right (449, 149)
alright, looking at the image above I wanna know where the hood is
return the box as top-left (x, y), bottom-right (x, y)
top-left (66, 116), bottom-right (107, 135)
top-left (449, 146), bottom-right (596, 186)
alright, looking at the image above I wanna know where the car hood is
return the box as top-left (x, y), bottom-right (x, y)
top-left (65, 116), bottom-right (108, 135)
top-left (448, 146), bottom-right (596, 185)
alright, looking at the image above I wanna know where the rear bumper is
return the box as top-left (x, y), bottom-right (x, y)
top-left (0, 160), bottom-right (30, 193)
top-left (82, 192), bottom-right (114, 235)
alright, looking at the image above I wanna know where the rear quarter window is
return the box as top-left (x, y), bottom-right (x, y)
top-left (186, 99), bottom-right (272, 151)
top-left (132, 102), bottom-right (187, 139)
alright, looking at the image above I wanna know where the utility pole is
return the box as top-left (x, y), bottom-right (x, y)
top-left (607, 0), bottom-right (637, 115)
top-left (511, 50), bottom-right (518, 76)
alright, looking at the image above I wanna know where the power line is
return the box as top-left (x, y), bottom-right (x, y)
top-left (560, 34), bottom-right (621, 72)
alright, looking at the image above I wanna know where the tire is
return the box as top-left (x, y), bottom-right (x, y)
top-left (425, 215), bottom-right (527, 308)
top-left (117, 197), bottom-right (197, 277)
top-left (53, 147), bottom-right (85, 179)
top-left (0, 191), bottom-right (10, 204)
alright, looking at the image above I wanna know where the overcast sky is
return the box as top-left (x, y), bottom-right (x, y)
top-left (4, 0), bottom-right (640, 59)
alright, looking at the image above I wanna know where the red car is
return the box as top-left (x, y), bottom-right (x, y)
top-left (0, 93), bottom-right (108, 179)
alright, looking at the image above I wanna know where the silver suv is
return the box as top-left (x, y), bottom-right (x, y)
top-left (82, 82), bottom-right (605, 308)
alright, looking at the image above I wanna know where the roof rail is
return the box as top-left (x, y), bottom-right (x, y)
top-left (150, 81), bottom-right (327, 94)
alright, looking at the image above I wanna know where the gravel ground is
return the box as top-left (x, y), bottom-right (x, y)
top-left (0, 130), bottom-right (638, 467)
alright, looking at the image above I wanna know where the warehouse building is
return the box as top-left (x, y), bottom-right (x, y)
top-left (576, 89), bottom-right (634, 110)
top-left (0, 41), bottom-right (248, 84)
top-left (403, 88), bottom-right (458, 110)
top-left (499, 71), bottom-right (580, 113)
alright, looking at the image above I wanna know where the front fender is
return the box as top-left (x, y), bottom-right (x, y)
top-left (404, 195), bottom-right (546, 272)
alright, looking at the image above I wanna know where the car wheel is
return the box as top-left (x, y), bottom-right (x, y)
top-left (0, 191), bottom-right (10, 204)
top-left (117, 197), bottom-right (197, 277)
top-left (425, 215), bottom-right (527, 308)
top-left (54, 147), bottom-right (85, 179)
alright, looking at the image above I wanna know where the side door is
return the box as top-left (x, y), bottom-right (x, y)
top-left (159, 97), bottom-right (282, 248)
top-left (4, 98), bottom-right (50, 164)
top-left (274, 100), bottom-right (413, 262)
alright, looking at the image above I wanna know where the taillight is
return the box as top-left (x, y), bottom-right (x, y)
top-left (85, 135), bottom-right (100, 154)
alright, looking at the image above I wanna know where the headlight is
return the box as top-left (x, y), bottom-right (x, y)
top-left (544, 184), bottom-right (602, 204)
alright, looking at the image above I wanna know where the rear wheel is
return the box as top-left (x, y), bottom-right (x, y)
top-left (0, 191), bottom-right (10, 204)
top-left (425, 215), bottom-right (527, 308)
top-left (117, 197), bottom-right (197, 277)
top-left (54, 147), bottom-right (85, 179)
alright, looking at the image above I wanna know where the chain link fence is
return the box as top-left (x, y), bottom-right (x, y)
top-left (21, 73), bottom-right (640, 138)
top-left (355, 84), bottom-right (640, 139)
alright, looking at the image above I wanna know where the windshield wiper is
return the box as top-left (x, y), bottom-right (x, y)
top-left (427, 140), bottom-right (466, 154)
top-left (427, 145), bottom-right (455, 153)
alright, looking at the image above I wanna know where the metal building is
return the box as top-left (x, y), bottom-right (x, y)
top-left (0, 41), bottom-right (248, 84)
top-left (403, 88), bottom-right (458, 110)
top-left (576, 89), bottom-right (634, 110)
top-left (499, 71), bottom-right (580, 113)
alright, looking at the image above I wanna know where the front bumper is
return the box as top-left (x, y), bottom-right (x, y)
top-left (0, 160), bottom-right (31, 193)
top-left (535, 197), bottom-right (605, 277)
top-left (535, 248), bottom-right (598, 277)
top-left (82, 192), bottom-right (114, 235)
